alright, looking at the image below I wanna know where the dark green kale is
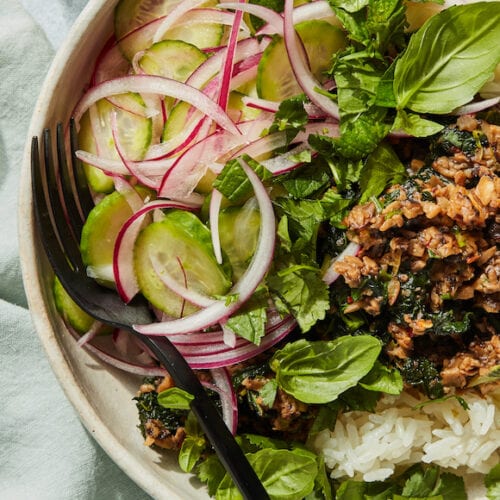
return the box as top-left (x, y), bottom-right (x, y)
top-left (428, 309), bottom-right (474, 336)
top-left (430, 125), bottom-right (488, 157)
top-left (399, 357), bottom-right (444, 399)
top-left (134, 388), bottom-right (188, 437)
top-left (391, 270), bottom-right (431, 323)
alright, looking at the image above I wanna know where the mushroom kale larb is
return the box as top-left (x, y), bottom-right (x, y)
top-left (332, 115), bottom-right (500, 398)
top-left (135, 115), bottom-right (500, 492)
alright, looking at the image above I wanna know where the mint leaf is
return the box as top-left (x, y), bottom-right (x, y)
top-left (401, 464), bottom-right (440, 497)
top-left (308, 134), bottom-right (364, 190)
top-left (259, 379), bottom-right (278, 407)
top-left (279, 160), bottom-right (331, 199)
top-left (269, 95), bottom-right (308, 145)
top-left (375, 59), bottom-right (397, 107)
top-left (321, 189), bottom-right (354, 228)
top-left (399, 464), bottom-right (466, 500)
top-left (270, 336), bottom-right (381, 404)
top-left (394, 3), bottom-right (500, 113)
top-left (273, 198), bottom-right (325, 250)
top-left (328, 0), bottom-right (369, 13)
top-left (197, 454), bottom-right (226, 497)
top-left (225, 287), bottom-right (268, 344)
top-left (335, 106), bottom-right (392, 159)
top-left (335, 59), bottom-right (385, 116)
top-left (213, 155), bottom-right (271, 203)
top-left (267, 261), bottom-right (329, 332)
top-left (330, 0), bottom-right (406, 53)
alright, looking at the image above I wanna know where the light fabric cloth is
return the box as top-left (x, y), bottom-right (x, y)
top-left (0, 2), bottom-right (151, 498)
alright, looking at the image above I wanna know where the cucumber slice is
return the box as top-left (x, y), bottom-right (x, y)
top-left (138, 39), bottom-right (207, 81)
top-left (53, 277), bottom-right (112, 335)
top-left (134, 210), bottom-right (231, 317)
top-left (80, 187), bottom-right (152, 287)
top-left (162, 100), bottom-right (192, 144)
top-left (78, 111), bottom-right (114, 193)
top-left (115, 0), bottom-right (223, 60)
top-left (78, 93), bottom-right (152, 193)
top-left (218, 203), bottom-right (261, 280)
top-left (257, 20), bottom-right (347, 101)
top-left (227, 91), bottom-right (262, 123)
top-left (114, 0), bottom-right (183, 41)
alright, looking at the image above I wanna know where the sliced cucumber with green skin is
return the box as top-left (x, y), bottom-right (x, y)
top-left (257, 20), bottom-right (347, 101)
top-left (162, 100), bottom-right (192, 143)
top-left (115, 0), bottom-right (224, 60)
top-left (139, 39), bottom-right (208, 81)
top-left (134, 210), bottom-right (231, 317)
top-left (53, 277), bottom-right (112, 335)
top-left (114, 0), bottom-right (183, 41)
top-left (218, 203), bottom-right (261, 280)
top-left (80, 187), bottom-right (153, 288)
top-left (227, 91), bottom-right (262, 123)
top-left (78, 111), bottom-right (114, 193)
top-left (78, 93), bottom-right (152, 193)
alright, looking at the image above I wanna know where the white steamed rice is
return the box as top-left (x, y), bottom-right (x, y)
top-left (313, 390), bottom-right (500, 483)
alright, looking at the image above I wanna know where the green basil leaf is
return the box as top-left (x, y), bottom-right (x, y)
top-left (359, 360), bottom-right (404, 394)
top-left (270, 336), bottom-right (382, 403)
top-left (340, 385), bottom-right (381, 412)
top-left (359, 141), bottom-right (406, 203)
top-left (157, 387), bottom-right (194, 410)
top-left (392, 109), bottom-right (444, 137)
top-left (486, 463), bottom-right (500, 500)
top-left (215, 448), bottom-right (318, 500)
top-left (394, 2), bottom-right (500, 113)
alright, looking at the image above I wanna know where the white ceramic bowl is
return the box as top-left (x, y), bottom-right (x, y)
top-left (19, 1), bottom-right (208, 498)
top-left (17, 2), bottom-right (493, 499)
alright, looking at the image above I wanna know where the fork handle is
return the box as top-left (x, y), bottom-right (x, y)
top-left (137, 333), bottom-right (270, 500)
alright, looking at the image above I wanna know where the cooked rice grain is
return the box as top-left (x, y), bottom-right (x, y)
top-left (314, 390), bottom-right (500, 482)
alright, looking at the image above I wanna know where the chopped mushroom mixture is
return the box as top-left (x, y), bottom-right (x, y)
top-left (135, 116), bottom-right (499, 454)
top-left (333, 116), bottom-right (499, 394)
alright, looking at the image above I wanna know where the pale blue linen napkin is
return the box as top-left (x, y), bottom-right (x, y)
top-left (0, 2), bottom-right (151, 498)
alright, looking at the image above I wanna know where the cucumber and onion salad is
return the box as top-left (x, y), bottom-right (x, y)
top-left (54, 0), bottom-right (500, 497)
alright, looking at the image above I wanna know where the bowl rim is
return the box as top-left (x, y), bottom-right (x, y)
top-left (17, 1), bottom-right (187, 498)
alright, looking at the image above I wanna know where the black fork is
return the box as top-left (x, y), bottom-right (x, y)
top-left (31, 122), bottom-right (269, 500)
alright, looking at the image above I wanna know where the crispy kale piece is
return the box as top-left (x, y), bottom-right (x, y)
top-left (430, 125), bottom-right (488, 157)
top-left (133, 380), bottom-right (188, 438)
top-left (399, 357), bottom-right (444, 399)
